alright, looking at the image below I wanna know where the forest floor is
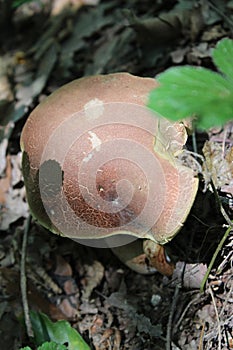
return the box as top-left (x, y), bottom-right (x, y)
top-left (0, 0), bottom-right (232, 349)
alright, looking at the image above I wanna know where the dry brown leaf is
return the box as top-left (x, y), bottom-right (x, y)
top-left (52, 0), bottom-right (99, 15)
top-left (0, 139), bottom-right (8, 175)
top-left (0, 55), bottom-right (13, 102)
top-left (0, 154), bottom-right (11, 204)
top-left (0, 153), bottom-right (29, 230)
top-left (201, 24), bottom-right (227, 42)
top-left (170, 47), bottom-right (189, 64)
top-left (197, 304), bottom-right (216, 326)
top-left (175, 263), bottom-right (207, 289)
top-left (163, 262), bottom-right (207, 289)
top-left (81, 260), bottom-right (104, 301)
top-left (53, 255), bottom-right (79, 320)
top-left (187, 42), bottom-right (212, 65)
top-left (55, 255), bottom-right (73, 277)
top-left (203, 140), bottom-right (233, 195)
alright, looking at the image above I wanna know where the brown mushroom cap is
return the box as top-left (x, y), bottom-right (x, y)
top-left (21, 73), bottom-right (198, 246)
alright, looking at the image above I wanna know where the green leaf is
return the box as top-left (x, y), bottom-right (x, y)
top-left (148, 65), bottom-right (233, 130)
top-left (213, 38), bottom-right (233, 81)
top-left (30, 311), bottom-right (91, 350)
top-left (20, 341), bottom-right (67, 350)
top-left (12, 0), bottom-right (36, 9)
top-left (38, 341), bottom-right (67, 350)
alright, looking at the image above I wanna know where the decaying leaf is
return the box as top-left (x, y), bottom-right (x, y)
top-left (166, 262), bottom-right (208, 289)
top-left (107, 281), bottom-right (162, 337)
top-left (0, 55), bottom-right (13, 103)
top-left (203, 137), bottom-right (233, 195)
top-left (81, 260), bottom-right (104, 301)
top-left (170, 47), bottom-right (189, 64)
top-left (53, 255), bottom-right (79, 319)
top-left (123, 3), bottom-right (204, 49)
top-left (15, 44), bottom-right (58, 108)
top-left (201, 24), bottom-right (227, 42)
top-left (51, 0), bottom-right (99, 16)
top-left (0, 152), bottom-right (29, 230)
top-left (186, 42), bottom-right (212, 65)
top-left (0, 139), bottom-right (8, 176)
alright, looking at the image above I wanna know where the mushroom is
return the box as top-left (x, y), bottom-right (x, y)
top-left (20, 73), bottom-right (198, 276)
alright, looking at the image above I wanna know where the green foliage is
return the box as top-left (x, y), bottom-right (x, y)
top-left (148, 38), bottom-right (233, 130)
top-left (20, 341), bottom-right (66, 350)
top-left (20, 311), bottom-right (91, 350)
top-left (212, 37), bottom-right (233, 80)
top-left (12, 0), bottom-right (37, 10)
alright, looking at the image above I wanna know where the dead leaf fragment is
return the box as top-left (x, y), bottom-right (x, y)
top-left (187, 42), bottom-right (212, 65)
top-left (167, 262), bottom-right (208, 289)
top-left (201, 24), bottom-right (227, 42)
top-left (0, 139), bottom-right (8, 177)
top-left (107, 281), bottom-right (162, 337)
top-left (0, 153), bottom-right (29, 230)
top-left (123, 9), bottom-right (182, 48)
top-left (203, 140), bottom-right (233, 195)
top-left (52, 0), bottom-right (99, 16)
top-left (171, 47), bottom-right (189, 64)
top-left (53, 255), bottom-right (79, 319)
top-left (0, 55), bottom-right (13, 102)
top-left (81, 260), bottom-right (104, 301)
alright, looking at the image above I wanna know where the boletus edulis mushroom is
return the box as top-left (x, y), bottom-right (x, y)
top-left (20, 73), bottom-right (198, 276)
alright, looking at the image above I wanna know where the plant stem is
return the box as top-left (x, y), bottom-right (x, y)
top-left (20, 215), bottom-right (34, 338)
top-left (200, 225), bottom-right (232, 292)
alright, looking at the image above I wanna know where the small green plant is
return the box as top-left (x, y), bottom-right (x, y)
top-left (148, 38), bottom-right (233, 130)
top-left (20, 311), bottom-right (91, 350)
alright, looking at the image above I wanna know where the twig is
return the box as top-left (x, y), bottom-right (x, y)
top-left (20, 215), bottom-right (34, 338)
top-left (217, 249), bottom-right (232, 274)
top-left (210, 180), bottom-right (233, 227)
top-left (174, 292), bottom-right (203, 334)
top-left (207, 0), bottom-right (233, 31)
top-left (199, 157), bottom-right (233, 290)
top-left (198, 321), bottom-right (205, 350)
top-left (220, 205), bottom-right (233, 227)
top-left (209, 285), bottom-right (221, 350)
top-left (219, 282), bottom-right (233, 319)
top-left (166, 283), bottom-right (181, 350)
top-left (200, 225), bottom-right (232, 292)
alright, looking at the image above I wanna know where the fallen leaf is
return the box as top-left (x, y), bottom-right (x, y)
top-left (107, 281), bottom-right (162, 337)
top-left (0, 155), bottom-right (11, 205)
top-left (201, 24), bottom-right (227, 42)
top-left (0, 153), bottom-right (29, 230)
top-left (203, 139), bottom-right (233, 195)
top-left (0, 55), bottom-right (14, 102)
top-left (53, 255), bottom-right (80, 320)
top-left (81, 260), bottom-right (104, 301)
top-left (0, 139), bottom-right (8, 176)
top-left (187, 42), bottom-right (212, 65)
top-left (170, 47), bottom-right (189, 64)
top-left (167, 262), bottom-right (208, 289)
top-left (51, 0), bottom-right (99, 16)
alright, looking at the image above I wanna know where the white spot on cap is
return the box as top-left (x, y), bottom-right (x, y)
top-left (83, 153), bottom-right (93, 162)
top-left (88, 131), bottom-right (102, 151)
top-left (84, 98), bottom-right (104, 120)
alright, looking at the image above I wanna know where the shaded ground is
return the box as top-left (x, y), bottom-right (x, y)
top-left (0, 0), bottom-right (232, 349)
